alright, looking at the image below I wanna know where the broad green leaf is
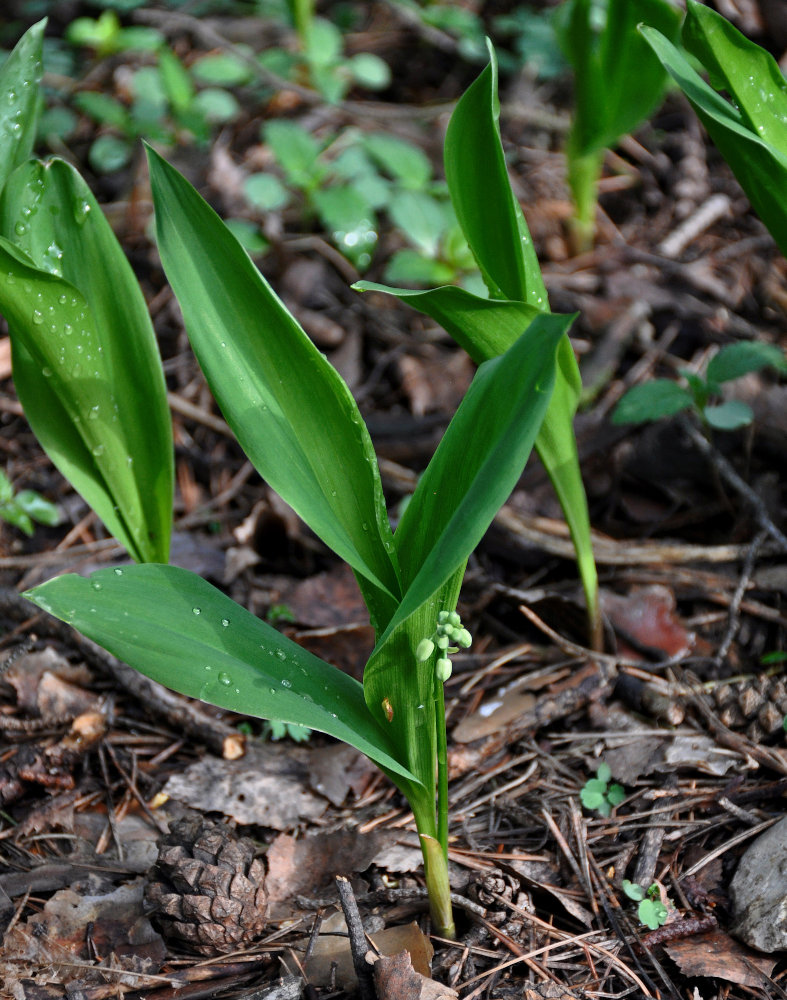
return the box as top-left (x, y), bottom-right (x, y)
top-left (641, 20), bottom-right (787, 257)
top-left (703, 400), bottom-right (753, 431)
top-left (0, 20), bottom-right (45, 192)
top-left (683, 0), bottom-right (787, 157)
top-left (364, 313), bottom-right (568, 784)
top-left (444, 41), bottom-right (546, 308)
top-left (612, 380), bottom-right (694, 425)
top-left (0, 159), bottom-right (173, 562)
top-left (355, 281), bottom-right (596, 633)
top-left (388, 191), bottom-right (448, 258)
top-left (147, 147), bottom-right (400, 624)
top-left (24, 564), bottom-right (420, 791)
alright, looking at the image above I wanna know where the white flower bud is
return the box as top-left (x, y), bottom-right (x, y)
top-left (416, 638), bottom-right (434, 662)
top-left (435, 657), bottom-right (452, 682)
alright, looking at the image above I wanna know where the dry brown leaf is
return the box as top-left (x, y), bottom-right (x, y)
top-left (306, 919), bottom-right (434, 990)
top-left (161, 745), bottom-right (326, 828)
top-left (372, 949), bottom-right (457, 1000)
top-left (601, 585), bottom-right (695, 659)
top-left (452, 681), bottom-right (536, 743)
top-left (666, 930), bottom-right (776, 989)
top-left (265, 828), bottom-right (390, 916)
top-left (308, 744), bottom-right (376, 806)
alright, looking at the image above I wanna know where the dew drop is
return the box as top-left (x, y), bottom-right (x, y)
top-left (114, 567), bottom-right (123, 576)
top-left (192, 607), bottom-right (202, 615)
top-left (42, 366), bottom-right (52, 378)
top-left (275, 649), bottom-right (286, 660)
top-left (88, 405), bottom-right (100, 420)
top-left (221, 618), bottom-right (230, 627)
top-left (281, 678), bottom-right (292, 688)
top-left (204, 664), bottom-right (212, 671)
top-left (14, 222), bottom-right (26, 236)
top-left (63, 323), bottom-right (73, 336)
top-left (32, 309), bottom-right (43, 325)
top-left (91, 581), bottom-right (102, 591)
top-left (91, 444), bottom-right (104, 457)
top-left (218, 671), bottom-right (232, 685)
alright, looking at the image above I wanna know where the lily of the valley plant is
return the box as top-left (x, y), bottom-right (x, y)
top-left (0, 26), bottom-right (595, 938)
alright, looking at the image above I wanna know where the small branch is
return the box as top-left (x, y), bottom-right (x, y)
top-left (681, 418), bottom-right (787, 553)
top-left (335, 875), bottom-right (376, 1000)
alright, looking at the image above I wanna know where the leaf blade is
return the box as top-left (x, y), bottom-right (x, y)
top-left (25, 564), bottom-right (419, 788)
top-left (0, 20), bottom-right (45, 192)
top-left (146, 147), bottom-right (399, 617)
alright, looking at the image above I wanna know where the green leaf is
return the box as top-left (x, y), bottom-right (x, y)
top-left (311, 185), bottom-right (377, 268)
top-left (0, 158), bottom-right (173, 563)
top-left (622, 879), bottom-right (645, 902)
top-left (612, 380), bottom-right (695, 425)
top-left (638, 898), bottom-right (668, 930)
top-left (146, 147), bottom-right (399, 624)
top-left (706, 341), bottom-right (787, 384)
top-left (388, 191), bottom-right (449, 258)
top-left (349, 53), bottom-right (391, 90)
top-left (24, 564), bottom-right (419, 790)
top-left (243, 172), bottom-right (290, 212)
top-left (580, 780), bottom-right (606, 811)
top-left (641, 15), bottom-right (787, 257)
top-left (683, 0), bottom-right (787, 158)
top-left (190, 52), bottom-right (251, 87)
top-left (192, 88), bottom-right (240, 125)
top-left (88, 134), bottom-right (132, 174)
top-left (263, 120), bottom-right (324, 190)
top-left (362, 133), bottom-right (432, 190)
top-left (74, 92), bottom-right (133, 133)
top-left (0, 20), bottom-right (45, 192)
top-left (382, 251), bottom-right (456, 288)
top-left (597, 761), bottom-right (611, 784)
top-left (14, 489), bottom-right (60, 526)
top-left (444, 42), bottom-right (546, 308)
top-left (607, 783), bottom-right (626, 807)
top-left (703, 400), bottom-right (753, 431)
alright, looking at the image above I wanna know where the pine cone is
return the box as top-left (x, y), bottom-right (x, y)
top-left (145, 816), bottom-right (267, 955)
top-left (709, 673), bottom-right (787, 744)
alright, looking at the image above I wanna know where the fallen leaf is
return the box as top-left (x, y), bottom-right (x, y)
top-left (265, 828), bottom-right (390, 916)
top-left (308, 744), bottom-right (376, 806)
top-left (372, 949), bottom-right (457, 1000)
top-left (666, 930), bottom-right (776, 989)
top-left (161, 744), bottom-right (326, 828)
top-left (306, 920), bottom-right (435, 992)
top-left (601, 586), bottom-right (695, 659)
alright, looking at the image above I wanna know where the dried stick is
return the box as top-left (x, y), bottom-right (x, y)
top-left (335, 875), bottom-right (376, 1000)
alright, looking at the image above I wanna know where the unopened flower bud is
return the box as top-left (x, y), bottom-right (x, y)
top-left (438, 610), bottom-right (450, 624)
top-left (456, 628), bottom-right (472, 648)
top-left (435, 658), bottom-right (452, 682)
top-left (436, 634), bottom-right (449, 650)
top-left (447, 611), bottom-right (461, 627)
top-left (416, 638), bottom-right (434, 662)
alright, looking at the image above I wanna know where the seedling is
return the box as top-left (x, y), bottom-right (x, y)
top-left (555, 0), bottom-right (681, 253)
top-left (0, 470), bottom-right (60, 537)
top-left (613, 341), bottom-right (787, 430)
top-left (621, 879), bottom-right (669, 930)
top-left (580, 761), bottom-right (625, 817)
top-left (0, 29), bottom-right (596, 939)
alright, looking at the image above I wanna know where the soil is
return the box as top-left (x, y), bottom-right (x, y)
top-left (1, 3), bottom-right (786, 999)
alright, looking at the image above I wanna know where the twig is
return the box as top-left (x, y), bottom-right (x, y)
top-left (715, 528), bottom-right (767, 664)
top-left (334, 875), bottom-right (376, 1000)
top-left (680, 418), bottom-right (787, 553)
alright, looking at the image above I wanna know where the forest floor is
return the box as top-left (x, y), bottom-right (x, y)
top-left (0, 3), bottom-right (786, 999)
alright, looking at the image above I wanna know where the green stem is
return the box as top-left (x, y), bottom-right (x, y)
top-left (566, 145), bottom-right (604, 255)
top-left (419, 833), bottom-right (455, 939)
top-left (435, 679), bottom-right (449, 857)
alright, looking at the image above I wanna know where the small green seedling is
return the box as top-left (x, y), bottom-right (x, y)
top-left (580, 761), bottom-right (625, 816)
top-left (621, 879), bottom-right (669, 930)
top-left (613, 341), bottom-right (787, 430)
top-left (555, 0), bottom-right (681, 253)
top-left (0, 470), bottom-right (59, 537)
top-left (263, 719), bottom-right (312, 743)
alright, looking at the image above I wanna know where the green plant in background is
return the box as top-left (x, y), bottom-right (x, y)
top-left (621, 880), bottom-right (669, 930)
top-left (579, 761), bottom-right (625, 816)
top-left (555, 0), bottom-right (681, 253)
top-left (67, 23), bottom-right (250, 172)
top-left (0, 20), bottom-right (173, 564)
top-left (0, 470), bottom-right (60, 537)
top-left (642, 0), bottom-right (787, 259)
top-left (251, 119), bottom-right (478, 278)
top-left (357, 43), bottom-right (601, 649)
top-left (263, 0), bottom-right (390, 103)
top-left (390, 0), bottom-right (487, 62)
top-left (3, 29), bottom-right (584, 938)
top-left (613, 341), bottom-right (787, 430)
